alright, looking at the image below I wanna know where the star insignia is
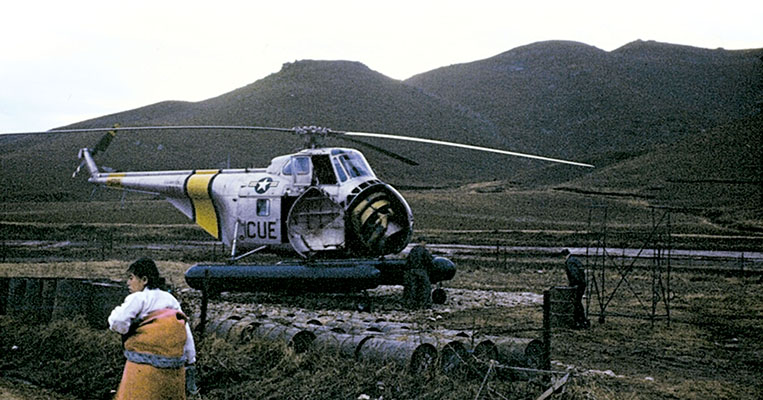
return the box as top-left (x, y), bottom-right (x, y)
top-left (255, 177), bottom-right (273, 194)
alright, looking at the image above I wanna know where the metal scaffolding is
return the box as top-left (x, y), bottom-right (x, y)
top-left (585, 205), bottom-right (673, 326)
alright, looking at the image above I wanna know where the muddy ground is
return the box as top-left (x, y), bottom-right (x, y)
top-left (2, 252), bottom-right (761, 399)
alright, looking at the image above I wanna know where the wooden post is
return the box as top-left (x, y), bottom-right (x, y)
top-left (0, 277), bottom-right (9, 314)
top-left (548, 286), bottom-right (576, 329)
top-left (542, 289), bottom-right (551, 372)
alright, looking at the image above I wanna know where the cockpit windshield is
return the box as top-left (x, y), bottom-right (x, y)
top-left (335, 151), bottom-right (371, 179)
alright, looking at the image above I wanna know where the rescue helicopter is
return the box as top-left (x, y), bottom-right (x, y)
top-left (7, 124), bottom-right (593, 305)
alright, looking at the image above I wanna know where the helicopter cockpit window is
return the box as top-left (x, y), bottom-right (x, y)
top-left (256, 199), bottom-right (270, 216)
top-left (294, 157), bottom-right (310, 174)
top-left (283, 156), bottom-right (311, 176)
top-left (338, 152), bottom-right (371, 178)
top-left (333, 158), bottom-right (348, 182)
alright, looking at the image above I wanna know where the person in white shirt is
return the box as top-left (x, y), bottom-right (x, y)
top-left (108, 258), bottom-right (198, 399)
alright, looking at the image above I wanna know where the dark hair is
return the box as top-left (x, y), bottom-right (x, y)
top-left (127, 257), bottom-right (166, 290)
top-left (560, 249), bottom-right (571, 256)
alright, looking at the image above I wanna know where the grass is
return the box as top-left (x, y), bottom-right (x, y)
top-left (1, 256), bottom-right (761, 399)
top-left (0, 192), bottom-right (761, 399)
top-left (0, 260), bottom-right (192, 289)
top-left (2, 188), bottom-right (760, 253)
top-left (0, 315), bottom-right (546, 400)
top-left (0, 316), bottom-right (123, 399)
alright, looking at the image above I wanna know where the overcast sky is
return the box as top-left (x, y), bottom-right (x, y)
top-left (1, 0), bottom-right (761, 133)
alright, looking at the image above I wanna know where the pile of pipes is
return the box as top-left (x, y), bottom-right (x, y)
top-left (199, 313), bottom-right (545, 378)
top-left (0, 276), bottom-right (127, 329)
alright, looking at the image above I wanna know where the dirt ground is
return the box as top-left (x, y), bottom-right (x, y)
top-left (1, 254), bottom-right (761, 399)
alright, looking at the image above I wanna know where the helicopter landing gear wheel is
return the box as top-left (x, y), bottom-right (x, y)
top-left (432, 287), bottom-right (447, 305)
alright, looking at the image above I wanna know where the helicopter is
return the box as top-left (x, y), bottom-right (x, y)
top-left (6, 124), bottom-right (593, 305)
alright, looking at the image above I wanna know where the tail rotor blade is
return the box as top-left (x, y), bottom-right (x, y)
top-left (91, 125), bottom-right (119, 157)
top-left (72, 160), bottom-right (85, 178)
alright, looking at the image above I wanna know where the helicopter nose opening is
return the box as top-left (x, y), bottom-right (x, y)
top-left (346, 183), bottom-right (413, 256)
top-left (287, 187), bottom-right (345, 257)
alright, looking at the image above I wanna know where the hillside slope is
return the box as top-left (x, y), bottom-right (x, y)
top-left (2, 40), bottom-right (760, 229)
top-left (563, 112), bottom-right (763, 230)
top-left (406, 40), bottom-right (762, 165)
top-left (1, 61), bottom-right (527, 201)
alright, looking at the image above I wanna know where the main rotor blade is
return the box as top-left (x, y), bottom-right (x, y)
top-left (2, 124), bottom-right (594, 168)
top-left (339, 130), bottom-right (594, 168)
top-left (340, 136), bottom-right (419, 166)
top-left (0, 125), bottom-right (296, 138)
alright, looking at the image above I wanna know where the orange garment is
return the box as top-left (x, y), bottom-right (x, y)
top-left (114, 308), bottom-right (187, 400)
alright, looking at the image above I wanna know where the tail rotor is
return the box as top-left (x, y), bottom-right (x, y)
top-left (72, 124), bottom-right (119, 178)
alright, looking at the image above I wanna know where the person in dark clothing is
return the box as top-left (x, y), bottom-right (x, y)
top-left (561, 249), bottom-right (589, 328)
top-left (407, 243), bottom-right (434, 272)
top-left (403, 243), bottom-right (434, 309)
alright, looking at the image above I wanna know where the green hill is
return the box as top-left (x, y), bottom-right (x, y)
top-left (563, 112), bottom-right (762, 231)
top-left (406, 40), bottom-right (761, 162)
top-left (1, 41), bottom-right (761, 231)
top-left (1, 60), bottom-right (524, 202)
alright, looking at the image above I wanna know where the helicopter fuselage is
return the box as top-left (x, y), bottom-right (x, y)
top-left (81, 147), bottom-right (414, 259)
top-left (2, 123), bottom-right (593, 302)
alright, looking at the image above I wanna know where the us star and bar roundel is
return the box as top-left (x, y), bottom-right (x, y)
top-left (254, 177), bottom-right (274, 194)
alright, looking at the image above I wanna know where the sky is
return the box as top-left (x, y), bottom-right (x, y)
top-left (1, 0), bottom-right (761, 133)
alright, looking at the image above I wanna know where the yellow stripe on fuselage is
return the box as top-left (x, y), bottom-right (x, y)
top-left (105, 173), bottom-right (126, 188)
top-left (186, 170), bottom-right (220, 239)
